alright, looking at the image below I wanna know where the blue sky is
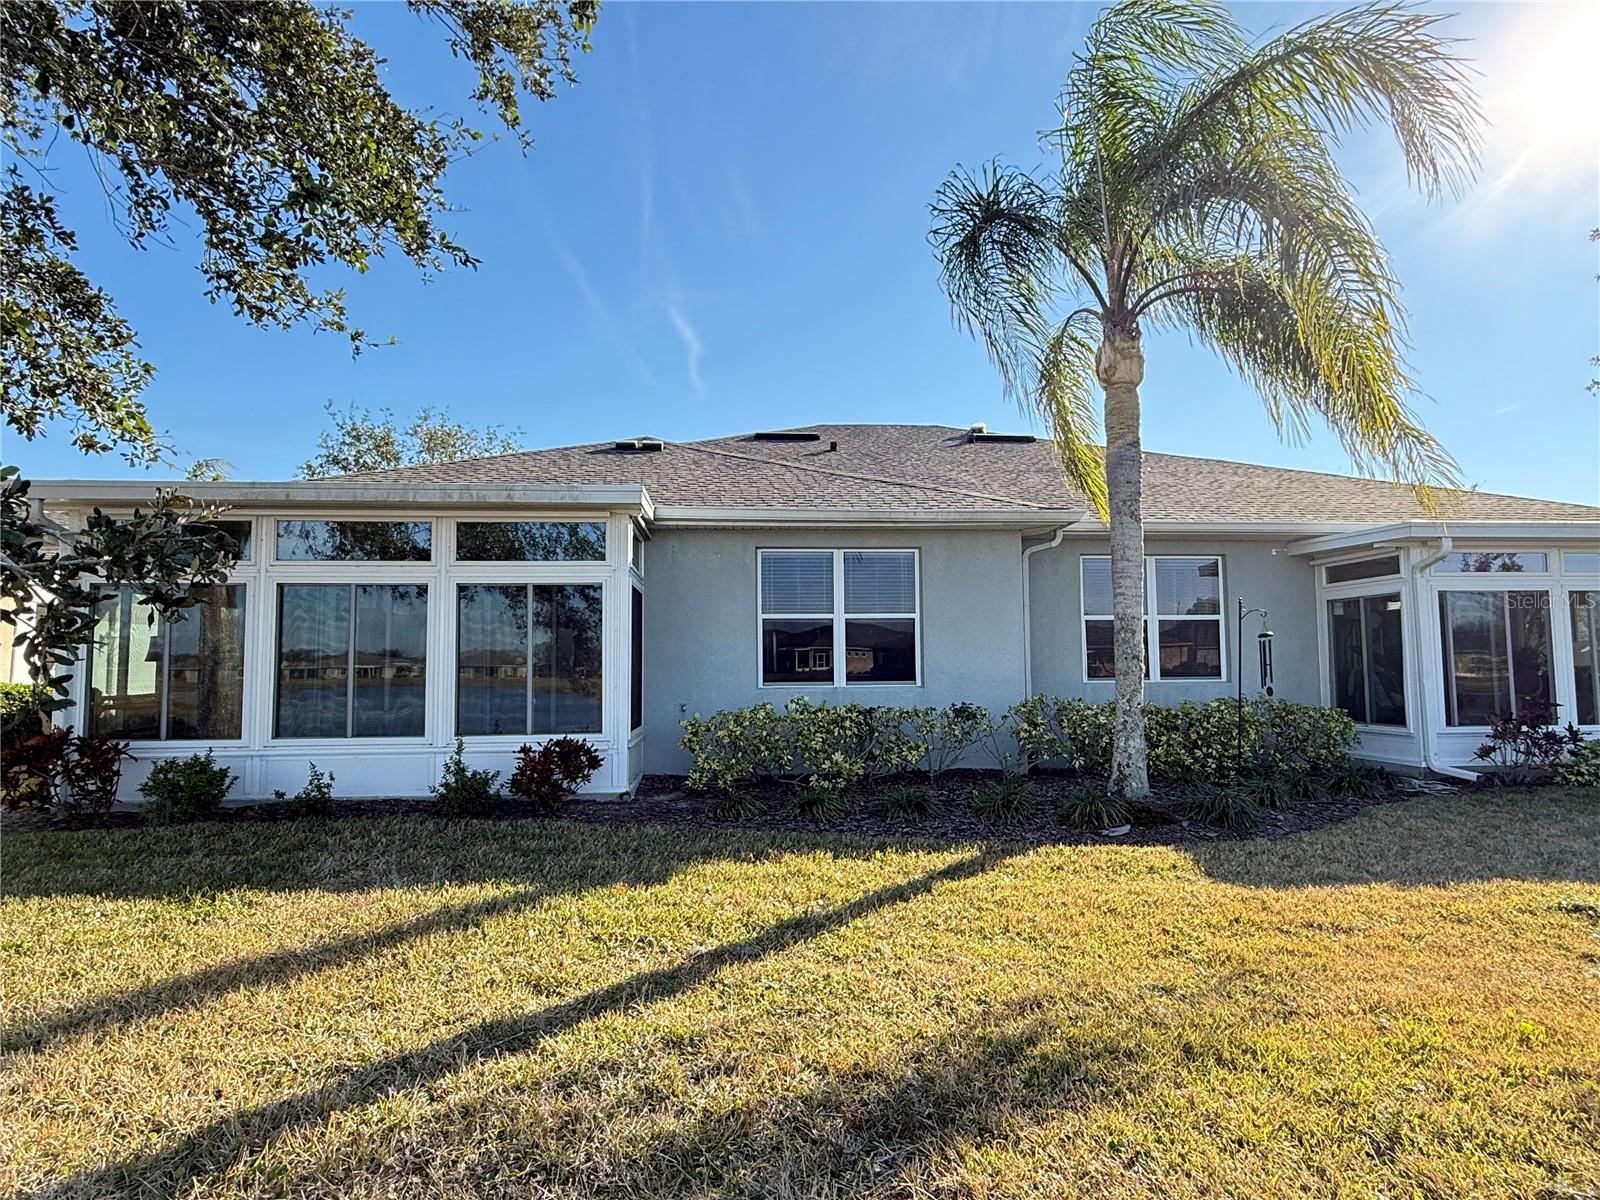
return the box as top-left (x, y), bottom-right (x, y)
top-left (16, 1), bottom-right (1600, 505)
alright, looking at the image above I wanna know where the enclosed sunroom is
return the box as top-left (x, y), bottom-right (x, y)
top-left (1298, 523), bottom-right (1600, 775)
top-left (35, 480), bottom-right (652, 801)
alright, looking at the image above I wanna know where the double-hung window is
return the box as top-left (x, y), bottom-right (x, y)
top-left (1081, 555), bottom-right (1223, 681)
top-left (759, 549), bottom-right (919, 686)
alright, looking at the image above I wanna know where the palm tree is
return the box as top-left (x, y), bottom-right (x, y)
top-left (931, 0), bottom-right (1480, 798)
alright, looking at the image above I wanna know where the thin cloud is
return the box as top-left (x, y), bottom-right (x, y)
top-left (624, 9), bottom-right (708, 399)
top-left (531, 201), bottom-right (656, 386)
top-left (664, 296), bottom-right (705, 398)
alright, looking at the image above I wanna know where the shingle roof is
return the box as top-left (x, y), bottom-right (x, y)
top-left (334, 423), bottom-right (1600, 523)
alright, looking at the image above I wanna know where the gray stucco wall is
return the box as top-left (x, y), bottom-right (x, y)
top-left (640, 527), bottom-right (1028, 773)
top-left (639, 527), bottom-right (1322, 776)
top-left (1026, 536), bottom-right (1321, 705)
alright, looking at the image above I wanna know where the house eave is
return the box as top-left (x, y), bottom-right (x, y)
top-left (651, 505), bottom-right (1086, 530)
top-left (28, 480), bottom-right (655, 519)
top-left (1287, 520), bottom-right (1600, 557)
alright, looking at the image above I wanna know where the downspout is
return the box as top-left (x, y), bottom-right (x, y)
top-left (1022, 527), bottom-right (1071, 699)
top-left (1409, 536), bottom-right (1476, 781)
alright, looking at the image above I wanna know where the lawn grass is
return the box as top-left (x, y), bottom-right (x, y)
top-left (2, 789), bottom-right (1598, 1199)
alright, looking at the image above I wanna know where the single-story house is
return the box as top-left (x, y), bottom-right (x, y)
top-left (28, 423), bottom-right (1600, 799)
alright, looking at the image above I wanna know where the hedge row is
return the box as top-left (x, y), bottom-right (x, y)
top-left (679, 696), bottom-right (1356, 797)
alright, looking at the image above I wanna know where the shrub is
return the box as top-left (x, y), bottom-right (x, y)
top-left (1177, 782), bottom-right (1259, 832)
top-left (432, 739), bottom-right (500, 816)
top-left (508, 737), bottom-right (604, 812)
top-left (60, 735), bottom-right (133, 816)
top-left (972, 775), bottom-right (1033, 823)
top-left (880, 784), bottom-right (936, 818)
top-left (1253, 699), bottom-right (1357, 777)
top-left (139, 752), bottom-right (236, 824)
top-left (1, 727), bottom-right (72, 809)
top-left (787, 698), bottom-right (921, 805)
top-left (279, 763), bottom-right (336, 817)
top-left (680, 703), bottom-right (790, 794)
top-left (1554, 736), bottom-right (1600, 788)
top-left (1008, 695), bottom-right (1355, 785)
top-left (1057, 784), bottom-right (1130, 831)
top-left (1472, 701), bottom-right (1582, 780)
top-left (0, 682), bottom-right (44, 745)
top-left (1008, 696), bottom-right (1110, 772)
top-left (903, 702), bottom-right (996, 778)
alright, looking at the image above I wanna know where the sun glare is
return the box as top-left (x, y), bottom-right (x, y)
top-left (1481, 2), bottom-right (1600, 192)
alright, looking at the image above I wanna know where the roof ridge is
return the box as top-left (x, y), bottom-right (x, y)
top-left (670, 439), bottom-right (1058, 510)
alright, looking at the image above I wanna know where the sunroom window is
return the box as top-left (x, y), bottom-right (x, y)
top-left (1434, 551), bottom-right (1548, 574)
top-left (759, 549), bottom-right (919, 686)
top-left (1570, 590), bottom-right (1599, 725)
top-left (275, 584), bottom-right (429, 738)
top-left (275, 520), bottom-right (432, 562)
top-left (1438, 590), bottom-right (1553, 726)
top-left (1327, 594), bottom-right (1405, 726)
top-left (455, 521), bottom-right (605, 561)
top-left (1081, 556), bottom-right (1222, 681)
top-left (88, 585), bottom-right (247, 740)
top-left (456, 584), bottom-right (603, 735)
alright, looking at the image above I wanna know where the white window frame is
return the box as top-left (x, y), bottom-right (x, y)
top-left (1324, 590), bottom-right (1409, 730)
top-left (86, 581), bottom-right (252, 744)
top-left (1079, 555), bottom-right (1226, 683)
top-left (757, 548), bottom-right (922, 688)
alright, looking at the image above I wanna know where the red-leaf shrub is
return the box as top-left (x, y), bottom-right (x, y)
top-left (508, 738), bottom-right (603, 812)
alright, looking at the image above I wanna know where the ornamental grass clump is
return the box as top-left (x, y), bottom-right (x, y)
top-left (1057, 785), bottom-right (1131, 831)
top-left (972, 775), bottom-right (1033, 823)
top-left (1177, 783), bottom-right (1260, 832)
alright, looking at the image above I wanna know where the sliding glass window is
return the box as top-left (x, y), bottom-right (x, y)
top-left (88, 585), bottom-right (247, 740)
top-left (275, 584), bottom-right (429, 738)
top-left (1326, 594), bottom-right (1405, 726)
top-left (1438, 590), bottom-right (1553, 726)
top-left (457, 584), bottom-right (603, 735)
top-left (1570, 590), bottom-right (1599, 726)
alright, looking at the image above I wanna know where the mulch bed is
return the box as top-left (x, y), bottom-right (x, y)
top-left (5, 770), bottom-right (1444, 846)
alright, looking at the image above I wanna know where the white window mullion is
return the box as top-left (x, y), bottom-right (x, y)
top-left (832, 551), bottom-right (846, 687)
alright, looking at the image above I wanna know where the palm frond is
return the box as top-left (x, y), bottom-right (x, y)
top-left (1123, 2), bottom-right (1480, 206)
top-left (1146, 249), bottom-right (1458, 504)
top-left (1036, 313), bottom-right (1108, 519)
top-left (930, 163), bottom-right (1065, 400)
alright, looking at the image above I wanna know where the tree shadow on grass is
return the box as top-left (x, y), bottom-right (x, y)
top-left (1190, 789), bottom-right (1600, 889)
top-left (1, 814), bottom-right (940, 899)
top-left (586, 997), bottom-right (1140, 1199)
top-left (30, 846), bottom-right (1018, 1200)
top-left (257, 993), bottom-right (1145, 1198)
top-left (3, 820), bottom-right (972, 1056)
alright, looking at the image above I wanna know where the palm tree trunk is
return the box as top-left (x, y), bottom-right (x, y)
top-left (1098, 329), bottom-right (1150, 799)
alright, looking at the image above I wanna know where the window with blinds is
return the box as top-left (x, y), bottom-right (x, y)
top-left (758, 549), bottom-right (919, 686)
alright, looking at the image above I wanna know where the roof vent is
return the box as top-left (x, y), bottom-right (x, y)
top-left (969, 431), bottom-right (1038, 444)
top-left (967, 422), bottom-right (988, 435)
top-left (613, 437), bottom-right (664, 453)
top-left (752, 430), bottom-right (822, 442)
